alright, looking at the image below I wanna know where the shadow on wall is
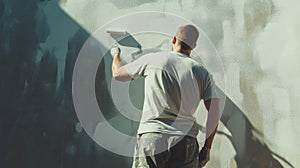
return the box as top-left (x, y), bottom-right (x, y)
top-left (215, 88), bottom-right (294, 168)
top-left (0, 0), bottom-right (294, 168)
top-left (0, 0), bottom-right (129, 167)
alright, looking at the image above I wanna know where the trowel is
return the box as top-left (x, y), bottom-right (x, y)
top-left (107, 29), bottom-right (163, 60)
top-left (106, 29), bottom-right (142, 59)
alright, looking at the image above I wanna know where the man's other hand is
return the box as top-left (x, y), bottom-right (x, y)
top-left (199, 146), bottom-right (210, 167)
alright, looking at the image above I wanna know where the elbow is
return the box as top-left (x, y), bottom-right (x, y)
top-left (112, 68), bottom-right (132, 82)
top-left (112, 67), bottom-right (123, 81)
top-left (113, 73), bottom-right (127, 82)
top-left (113, 73), bottom-right (120, 81)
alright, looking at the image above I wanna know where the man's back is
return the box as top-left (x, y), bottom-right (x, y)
top-left (125, 51), bottom-right (217, 138)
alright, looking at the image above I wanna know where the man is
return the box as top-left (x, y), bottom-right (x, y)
top-left (111, 25), bottom-right (219, 168)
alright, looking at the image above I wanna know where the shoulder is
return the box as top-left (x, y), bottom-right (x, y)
top-left (191, 64), bottom-right (211, 79)
top-left (138, 51), bottom-right (171, 63)
top-left (150, 51), bottom-right (173, 58)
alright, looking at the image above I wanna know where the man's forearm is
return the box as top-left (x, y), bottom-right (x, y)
top-left (204, 98), bottom-right (220, 149)
top-left (111, 53), bottom-right (133, 82)
top-left (112, 53), bottom-right (122, 76)
top-left (204, 122), bottom-right (218, 149)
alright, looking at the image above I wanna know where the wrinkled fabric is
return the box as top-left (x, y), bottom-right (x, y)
top-left (132, 133), bottom-right (199, 168)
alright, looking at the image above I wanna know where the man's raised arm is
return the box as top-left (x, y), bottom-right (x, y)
top-left (111, 45), bottom-right (133, 82)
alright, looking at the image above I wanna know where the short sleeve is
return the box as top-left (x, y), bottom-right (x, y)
top-left (124, 55), bottom-right (149, 80)
top-left (203, 72), bottom-right (219, 101)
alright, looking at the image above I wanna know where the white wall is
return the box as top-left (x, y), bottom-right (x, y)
top-left (61, 0), bottom-right (300, 167)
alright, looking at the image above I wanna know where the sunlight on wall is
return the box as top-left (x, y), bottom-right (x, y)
top-left (59, 0), bottom-right (300, 167)
top-left (255, 0), bottom-right (300, 165)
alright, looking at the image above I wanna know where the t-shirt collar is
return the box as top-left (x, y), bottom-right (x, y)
top-left (172, 51), bottom-right (189, 57)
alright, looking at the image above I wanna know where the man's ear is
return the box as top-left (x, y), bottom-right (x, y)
top-left (172, 36), bottom-right (176, 44)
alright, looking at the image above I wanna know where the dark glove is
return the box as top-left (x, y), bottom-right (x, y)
top-left (199, 146), bottom-right (210, 167)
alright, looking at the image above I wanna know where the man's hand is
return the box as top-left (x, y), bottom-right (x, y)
top-left (110, 44), bottom-right (121, 57)
top-left (199, 146), bottom-right (210, 167)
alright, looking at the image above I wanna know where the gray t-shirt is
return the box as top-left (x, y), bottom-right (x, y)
top-left (125, 51), bottom-right (218, 137)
